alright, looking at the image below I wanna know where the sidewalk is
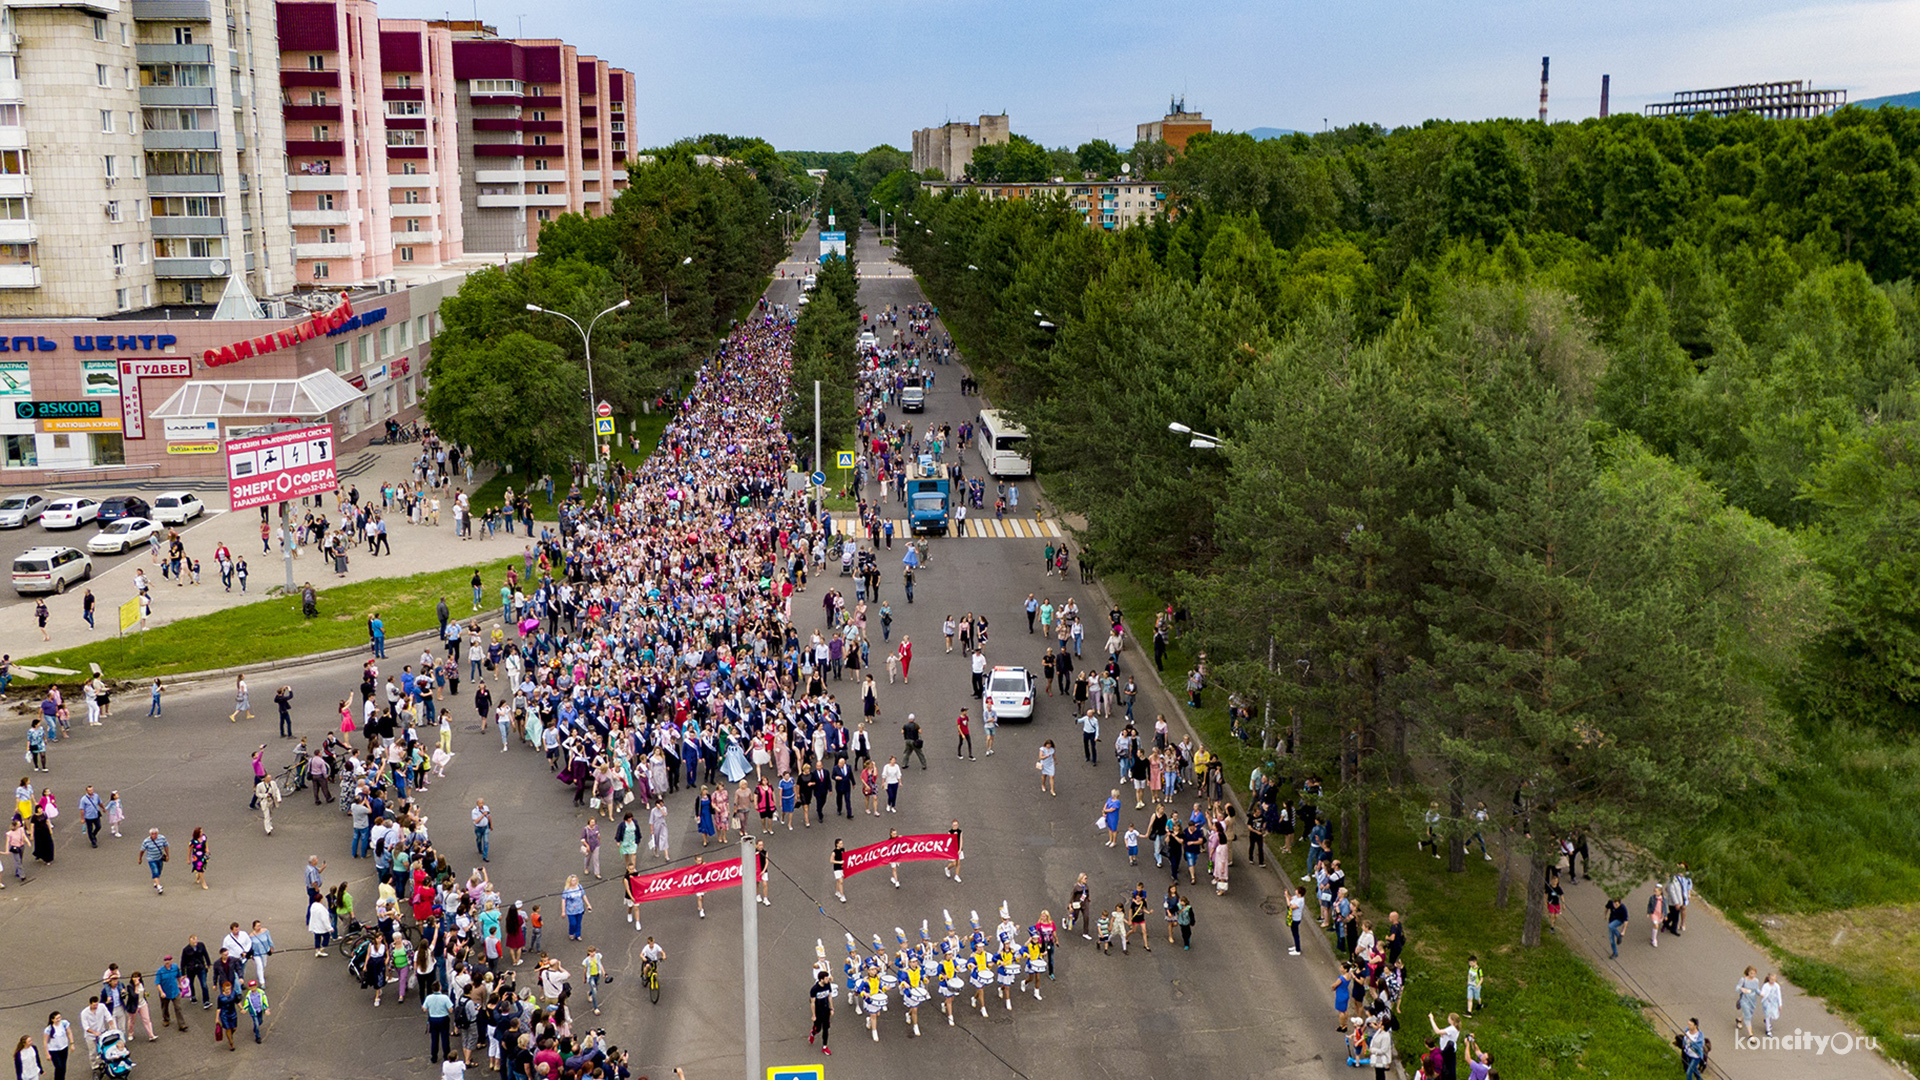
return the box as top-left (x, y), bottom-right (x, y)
top-left (0, 439), bottom-right (507, 668)
top-left (1554, 877), bottom-right (1903, 1079)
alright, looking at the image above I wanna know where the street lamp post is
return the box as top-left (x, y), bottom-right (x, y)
top-left (1167, 420), bottom-right (1224, 450)
top-left (662, 254), bottom-right (694, 314)
top-left (526, 298), bottom-right (631, 467)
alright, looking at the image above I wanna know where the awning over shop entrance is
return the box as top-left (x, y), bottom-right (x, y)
top-left (146, 370), bottom-right (363, 420)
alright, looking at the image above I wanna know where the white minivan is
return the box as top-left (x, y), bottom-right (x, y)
top-left (152, 491), bottom-right (206, 525)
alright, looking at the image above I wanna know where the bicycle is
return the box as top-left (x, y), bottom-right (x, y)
top-left (643, 958), bottom-right (661, 1004)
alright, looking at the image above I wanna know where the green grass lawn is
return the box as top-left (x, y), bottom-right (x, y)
top-left (11, 557), bottom-right (526, 685)
top-left (1104, 573), bottom-right (1684, 1079)
top-left (468, 411), bottom-right (672, 522)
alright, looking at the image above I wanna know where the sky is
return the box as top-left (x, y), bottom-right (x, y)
top-left (381, 0), bottom-right (1920, 151)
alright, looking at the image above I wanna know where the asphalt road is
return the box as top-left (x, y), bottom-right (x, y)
top-left (0, 229), bottom-right (1346, 1080)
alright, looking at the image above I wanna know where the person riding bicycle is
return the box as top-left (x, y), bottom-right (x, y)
top-left (640, 937), bottom-right (666, 987)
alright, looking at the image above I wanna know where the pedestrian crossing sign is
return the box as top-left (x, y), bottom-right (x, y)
top-left (768, 1068), bottom-right (825, 1080)
top-left (597, 418), bottom-right (615, 435)
top-left (836, 450), bottom-right (855, 469)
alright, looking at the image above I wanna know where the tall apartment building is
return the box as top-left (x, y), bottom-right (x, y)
top-left (911, 114), bottom-right (1008, 182)
top-left (275, 2), bottom-right (463, 286)
top-left (0, 0), bottom-right (291, 317)
top-left (923, 178), bottom-right (1166, 230)
top-left (435, 23), bottom-right (629, 253)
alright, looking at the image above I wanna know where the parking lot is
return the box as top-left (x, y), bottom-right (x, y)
top-left (1, 486), bottom-right (223, 608)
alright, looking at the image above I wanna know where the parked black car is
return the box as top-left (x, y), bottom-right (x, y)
top-left (97, 495), bottom-right (152, 524)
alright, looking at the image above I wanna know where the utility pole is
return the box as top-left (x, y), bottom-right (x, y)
top-left (813, 380), bottom-right (822, 527)
top-left (740, 835), bottom-right (759, 1080)
top-left (280, 500), bottom-right (294, 591)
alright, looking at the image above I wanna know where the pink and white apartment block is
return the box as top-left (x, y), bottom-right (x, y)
top-left (275, 1), bottom-right (464, 286)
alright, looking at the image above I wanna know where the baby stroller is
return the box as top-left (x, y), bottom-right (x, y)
top-left (95, 1030), bottom-right (135, 1078)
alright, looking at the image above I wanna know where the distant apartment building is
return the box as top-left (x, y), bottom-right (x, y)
top-left (1137, 98), bottom-right (1211, 153)
top-left (276, 1), bottom-right (464, 286)
top-left (923, 178), bottom-right (1165, 230)
top-left (0, 0), bottom-right (292, 317)
top-left (911, 114), bottom-right (1008, 182)
top-left (1644, 80), bottom-right (1846, 120)
top-left (436, 23), bottom-right (630, 253)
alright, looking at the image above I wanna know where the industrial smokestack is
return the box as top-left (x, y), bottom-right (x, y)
top-left (1600, 74), bottom-right (1610, 118)
top-left (1539, 56), bottom-right (1550, 122)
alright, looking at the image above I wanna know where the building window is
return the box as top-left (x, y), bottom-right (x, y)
top-left (0, 105), bottom-right (19, 128)
top-left (3, 434), bottom-right (36, 468)
top-left (357, 334), bottom-right (373, 367)
top-left (380, 326), bottom-right (393, 356)
top-left (533, 159), bottom-right (548, 170)
top-left (181, 281), bottom-right (203, 303)
top-left (536, 209), bottom-right (550, 222)
top-left (312, 262), bottom-right (329, 279)
top-left (137, 242), bottom-right (146, 263)
top-left (111, 243), bottom-right (125, 267)
top-left (0, 199), bottom-right (25, 221)
top-left (385, 130), bottom-right (420, 147)
top-left (317, 227), bottom-right (335, 244)
top-left (307, 90), bottom-right (327, 106)
top-left (400, 162), bottom-right (418, 175)
top-left (106, 200), bottom-right (121, 222)
top-left (333, 341), bottom-right (348, 371)
top-left (398, 319), bottom-right (412, 348)
top-left (115, 288), bottom-right (129, 311)
top-left (307, 55), bottom-right (325, 71)
top-left (531, 135), bottom-right (547, 146)
top-left (386, 101), bottom-right (423, 117)
top-left (93, 17), bottom-right (106, 41)
top-left (530, 110), bottom-right (545, 121)
top-left (398, 245), bottom-right (414, 262)
top-left (534, 184), bottom-right (549, 195)
top-left (103, 156), bottom-right (116, 179)
top-left (173, 26), bottom-right (193, 45)
top-left (312, 125), bottom-right (329, 141)
top-left (415, 315), bottom-right (427, 343)
top-left (403, 189), bottom-right (419, 204)
top-left (96, 65), bottom-right (110, 88)
top-left (395, 74), bottom-right (412, 89)
top-left (100, 110), bottom-right (114, 133)
top-left (316, 193), bottom-right (334, 210)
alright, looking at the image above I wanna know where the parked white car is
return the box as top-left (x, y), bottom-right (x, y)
top-left (89, 517), bottom-right (160, 554)
top-left (0, 493), bottom-right (47, 528)
top-left (11, 545), bottom-right (92, 594)
top-left (40, 497), bottom-right (99, 529)
top-left (151, 491), bottom-right (205, 525)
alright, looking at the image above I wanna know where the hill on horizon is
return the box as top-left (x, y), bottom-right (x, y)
top-left (1244, 126), bottom-right (1300, 140)
top-left (1854, 91), bottom-right (1920, 109)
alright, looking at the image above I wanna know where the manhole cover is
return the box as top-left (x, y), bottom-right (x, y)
top-left (1260, 895), bottom-right (1286, 915)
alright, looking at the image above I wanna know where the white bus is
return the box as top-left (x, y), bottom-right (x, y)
top-left (976, 409), bottom-right (1032, 478)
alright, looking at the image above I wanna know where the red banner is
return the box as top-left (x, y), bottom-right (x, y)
top-left (843, 833), bottom-right (959, 877)
top-left (625, 858), bottom-right (744, 906)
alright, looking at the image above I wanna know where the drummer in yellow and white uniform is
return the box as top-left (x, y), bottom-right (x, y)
top-left (1020, 930), bottom-right (1048, 1001)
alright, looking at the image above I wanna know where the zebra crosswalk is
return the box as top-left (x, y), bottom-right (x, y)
top-left (831, 515), bottom-right (1065, 539)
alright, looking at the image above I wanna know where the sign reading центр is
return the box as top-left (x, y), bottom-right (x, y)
top-left (226, 424), bottom-right (336, 511)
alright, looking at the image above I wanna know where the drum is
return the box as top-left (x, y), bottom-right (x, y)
top-left (863, 991), bottom-right (888, 1014)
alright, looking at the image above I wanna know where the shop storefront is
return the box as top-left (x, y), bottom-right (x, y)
top-left (0, 274), bottom-right (460, 485)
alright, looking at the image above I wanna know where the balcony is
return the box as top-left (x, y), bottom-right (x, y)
top-left (581, 148), bottom-right (598, 162)
top-left (0, 79), bottom-right (21, 103)
top-left (136, 43), bottom-right (213, 64)
top-left (524, 191), bottom-right (567, 207)
top-left (579, 105), bottom-right (596, 118)
top-left (154, 257), bottom-right (231, 278)
top-left (473, 117), bottom-right (522, 132)
top-left (388, 172), bottom-right (439, 188)
top-left (473, 169), bottom-right (525, 184)
top-left (146, 173), bottom-right (219, 193)
top-left (132, 0), bottom-right (213, 19)
top-left (150, 215), bottom-right (226, 236)
top-left (286, 140), bottom-right (344, 156)
top-left (279, 70), bottom-right (340, 89)
top-left (140, 86), bottom-right (216, 107)
top-left (0, 219), bottom-right (34, 242)
top-left (142, 129), bottom-right (218, 150)
top-left (0, 128), bottom-right (22, 151)
top-left (387, 147), bottom-right (427, 160)
top-left (473, 144), bottom-right (524, 157)
top-left (283, 104), bottom-right (341, 122)
top-left (581, 191), bottom-right (600, 204)
top-left (524, 169), bottom-right (565, 183)
top-left (393, 229), bottom-right (441, 243)
top-left (386, 117), bottom-right (425, 130)
top-left (524, 95), bottom-right (562, 108)
top-left (383, 87), bottom-right (424, 102)
top-left (289, 209), bottom-right (349, 226)
top-left (475, 192), bottom-right (527, 209)
top-left (293, 241), bottom-right (360, 259)
top-left (286, 173), bottom-right (346, 191)
top-left (523, 120), bottom-right (563, 134)
top-left (0, 175), bottom-right (30, 197)
top-left (0, 265), bottom-right (37, 289)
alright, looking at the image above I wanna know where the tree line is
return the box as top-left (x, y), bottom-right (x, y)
top-left (899, 105), bottom-right (1920, 943)
top-left (422, 142), bottom-right (790, 479)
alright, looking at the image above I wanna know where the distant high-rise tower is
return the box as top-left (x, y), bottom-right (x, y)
top-left (1539, 57), bottom-right (1550, 122)
top-left (1600, 74), bottom-right (1611, 118)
